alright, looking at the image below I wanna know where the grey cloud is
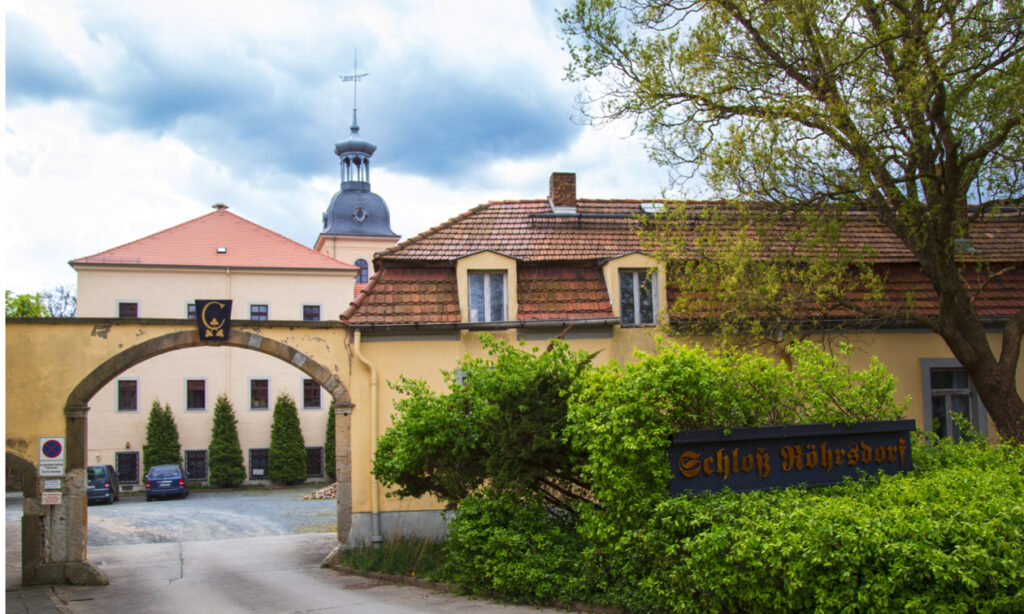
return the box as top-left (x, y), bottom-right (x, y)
top-left (6, 14), bottom-right (92, 104)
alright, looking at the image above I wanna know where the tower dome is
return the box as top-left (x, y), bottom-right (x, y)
top-left (321, 109), bottom-right (398, 238)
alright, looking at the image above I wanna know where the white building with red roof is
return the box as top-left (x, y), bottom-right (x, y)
top-left (71, 205), bottom-right (361, 484)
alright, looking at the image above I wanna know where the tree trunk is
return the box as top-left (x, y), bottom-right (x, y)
top-left (931, 275), bottom-right (1024, 443)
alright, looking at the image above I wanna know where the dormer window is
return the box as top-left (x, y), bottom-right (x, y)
top-left (469, 272), bottom-right (506, 323)
top-left (620, 270), bottom-right (656, 326)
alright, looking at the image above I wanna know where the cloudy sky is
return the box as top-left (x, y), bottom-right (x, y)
top-left (5, 0), bottom-right (675, 294)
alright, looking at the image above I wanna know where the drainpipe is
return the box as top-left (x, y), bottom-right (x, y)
top-left (352, 330), bottom-right (383, 546)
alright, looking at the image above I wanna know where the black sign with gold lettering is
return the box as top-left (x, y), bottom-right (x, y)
top-left (195, 300), bottom-right (232, 341)
top-left (669, 420), bottom-right (915, 495)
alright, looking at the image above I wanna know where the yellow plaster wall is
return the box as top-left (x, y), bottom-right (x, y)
top-left (5, 321), bottom-right (349, 470)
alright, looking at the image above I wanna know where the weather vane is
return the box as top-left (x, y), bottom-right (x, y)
top-left (340, 50), bottom-right (368, 125)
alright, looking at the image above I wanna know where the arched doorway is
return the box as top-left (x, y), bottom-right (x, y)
top-left (22, 328), bottom-right (353, 586)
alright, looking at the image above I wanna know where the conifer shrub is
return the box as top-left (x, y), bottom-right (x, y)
top-left (325, 401), bottom-right (336, 481)
top-left (268, 393), bottom-right (307, 484)
top-left (208, 395), bottom-right (246, 487)
top-left (142, 400), bottom-right (182, 474)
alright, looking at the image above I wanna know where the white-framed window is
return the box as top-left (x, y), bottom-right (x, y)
top-left (619, 269), bottom-right (656, 327)
top-left (249, 448), bottom-right (269, 479)
top-left (185, 379), bottom-right (206, 411)
top-left (355, 259), bottom-right (369, 284)
top-left (117, 379), bottom-right (138, 412)
top-left (921, 359), bottom-right (987, 440)
top-left (468, 271), bottom-right (506, 323)
top-left (250, 378), bottom-right (270, 410)
top-left (118, 301), bottom-right (139, 318)
top-left (185, 449), bottom-right (208, 481)
top-left (303, 378), bottom-right (322, 409)
top-left (187, 302), bottom-right (197, 320)
top-left (116, 451), bottom-right (140, 484)
top-left (250, 304), bottom-right (269, 320)
top-left (302, 305), bottom-right (321, 321)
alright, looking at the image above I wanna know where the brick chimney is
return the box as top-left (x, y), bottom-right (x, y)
top-left (549, 172), bottom-right (577, 215)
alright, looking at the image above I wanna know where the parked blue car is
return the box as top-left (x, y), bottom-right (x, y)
top-left (145, 464), bottom-right (189, 501)
top-left (87, 464), bottom-right (120, 505)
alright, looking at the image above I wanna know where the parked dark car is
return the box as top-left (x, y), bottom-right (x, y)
top-left (87, 464), bottom-right (120, 505)
top-left (145, 464), bottom-right (189, 501)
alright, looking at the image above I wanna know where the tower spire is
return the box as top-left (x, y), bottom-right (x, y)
top-left (340, 50), bottom-right (368, 135)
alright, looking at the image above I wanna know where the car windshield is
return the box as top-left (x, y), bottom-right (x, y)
top-left (88, 467), bottom-right (105, 480)
top-left (149, 466), bottom-right (179, 478)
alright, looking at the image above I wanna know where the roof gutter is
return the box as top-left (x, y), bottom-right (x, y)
top-left (343, 317), bottom-right (621, 333)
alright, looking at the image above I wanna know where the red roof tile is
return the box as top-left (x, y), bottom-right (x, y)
top-left (343, 266), bottom-right (460, 325)
top-left (518, 264), bottom-right (613, 321)
top-left (346, 196), bottom-right (1024, 327)
top-left (71, 208), bottom-right (356, 271)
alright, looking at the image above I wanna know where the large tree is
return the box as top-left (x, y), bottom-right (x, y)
top-left (561, 0), bottom-right (1024, 441)
top-left (5, 291), bottom-right (50, 317)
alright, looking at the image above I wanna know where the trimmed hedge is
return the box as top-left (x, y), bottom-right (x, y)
top-left (448, 439), bottom-right (1024, 613)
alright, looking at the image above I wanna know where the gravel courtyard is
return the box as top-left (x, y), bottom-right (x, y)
top-left (6, 486), bottom-right (338, 548)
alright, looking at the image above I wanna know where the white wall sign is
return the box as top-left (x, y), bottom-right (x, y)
top-left (38, 437), bottom-right (66, 477)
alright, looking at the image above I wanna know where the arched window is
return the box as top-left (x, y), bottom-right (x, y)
top-left (355, 259), bottom-right (369, 284)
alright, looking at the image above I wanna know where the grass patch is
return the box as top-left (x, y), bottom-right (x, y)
top-left (339, 536), bottom-right (449, 583)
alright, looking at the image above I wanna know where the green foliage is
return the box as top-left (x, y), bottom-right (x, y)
top-left (339, 536), bottom-right (448, 582)
top-left (373, 335), bottom-right (597, 511)
top-left (566, 339), bottom-right (907, 532)
top-left (208, 395), bottom-right (245, 487)
top-left (325, 401), bottom-right (336, 481)
top-left (560, 0), bottom-right (1024, 442)
top-left (5, 290), bottom-right (51, 317)
top-left (591, 440), bottom-right (1024, 614)
top-left (142, 400), bottom-right (182, 474)
top-left (268, 393), bottom-right (307, 484)
top-left (445, 493), bottom-right (585, 605)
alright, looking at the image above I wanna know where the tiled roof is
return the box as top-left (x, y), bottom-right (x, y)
top-left (518, 264), bottom-right (613, 321)
top-left (378, 200), bottom-right (651, 262)
top-left (343, 266), bottom-right (460, 325)
top-left (71, 208), bottom-right (356, 271)
top-left (346, 196), bottom-right (1023, 327)
top-left (378, 200), bottom-right (1024, 264)
top-left (666, 264), bottom-right (1024, 321)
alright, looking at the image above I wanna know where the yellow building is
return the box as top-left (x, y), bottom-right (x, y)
top-left (337, 171), bottom-right (1024, 544)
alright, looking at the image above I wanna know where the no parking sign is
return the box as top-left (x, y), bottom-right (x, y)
top-left (39, 437), bottom-right (66, 477)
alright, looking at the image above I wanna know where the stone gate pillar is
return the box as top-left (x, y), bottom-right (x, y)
top-left (23, 405), bottom-right (108, 586)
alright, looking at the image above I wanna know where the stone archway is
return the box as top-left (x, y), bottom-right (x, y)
top-left (24, 328), bottom-right (353, 586)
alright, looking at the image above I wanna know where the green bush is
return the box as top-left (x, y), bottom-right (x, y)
top-left (325, 401), bottom-right (336, 481)
top-left (373, 335), bottom-right (596, 510)
top-left (445, 492), bottom-right (585, 605)
top-left (375, 336), bottom-right (1024, 611)
top-left (268, 393), bottom-right (307, 484)
top-left (208, 395), bottom-right (245, 487)
top-left (601, 439), bottom-right (1024, 613)
top-left (142, 400), bottom-right (182, 474)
